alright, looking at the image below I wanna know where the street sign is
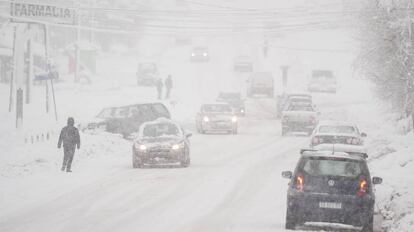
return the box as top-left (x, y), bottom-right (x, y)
top-left (10, 1), bottom-right (76, 25)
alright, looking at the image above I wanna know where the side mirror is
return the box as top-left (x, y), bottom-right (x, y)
top-left (282, 171), bottom-right (292, 179)
top-left (372, 177), bottom-right (382, 185)
top-left (186, 133), bottom-right (193, 138)
top-left (361, 132), bottom-right (367, 138)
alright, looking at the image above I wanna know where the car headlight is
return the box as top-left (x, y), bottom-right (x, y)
top-left (240, 109), bottom-right (245, 113)
top-left (191, 53), bottom-right (195, 56)
top-left (172, 142), bottom-right (184, 150)
top-left (203, 116), bottom-right (210, 122)
top-left (203, 53), bottom-right (208, 56)
top-left (139, 144), bottom-right (147, 151)
top-left (231, 116), bottom-right (238, 122)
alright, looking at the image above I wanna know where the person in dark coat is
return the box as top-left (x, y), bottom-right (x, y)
top-left (165, 75), bottom-right (173, 99)
top-left (58, 117), bottom-right (80, 172)
top-left (156, 78), bottom-right (163, 100)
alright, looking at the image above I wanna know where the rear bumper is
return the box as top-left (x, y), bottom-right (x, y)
top-left (283, 121), bottom-right (315, 132)
top-left (202, 121), bottom-right (237, 131)
top-left (287, 192), bottom-right (374, 226)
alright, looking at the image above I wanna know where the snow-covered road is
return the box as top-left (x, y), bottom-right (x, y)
top-left (0, 113), bottom-right (311, 232)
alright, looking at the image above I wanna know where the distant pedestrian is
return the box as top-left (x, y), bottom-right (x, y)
top-left (156, 78), bottom-right (163, 100)
top-left (58, 117), bottom-right (80, 172)
top-left (165, 75), bottom-right (173, 99)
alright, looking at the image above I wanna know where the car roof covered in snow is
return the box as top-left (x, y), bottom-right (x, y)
top-left (313, 144), bottom-right (367, 157)
top-left (316, 120), bottom-right (358, 127)
top-left (300, 149), bottom-right (366, 161)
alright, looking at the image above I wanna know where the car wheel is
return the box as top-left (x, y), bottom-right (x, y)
top-left (232, 128), bottom-right (238, 134)
top-left (361, 215), bottom-right (374, 232)
top-left (285, 207), bottom-right (296, 230)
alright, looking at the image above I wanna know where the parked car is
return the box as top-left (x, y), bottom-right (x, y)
top-left (310, 120), bottom-right (367, 148)
top-left (282, 149), bottom-right (382, 231)
top-left (136, 62), bottom-right (158, 86)
top-left (247, 72), bottom-right (274, 97)
top-left (277, 93), bottom-right (313, 118)
top-left (190, 46), bottom-right (209, 62)
top-left (216, 92), bottom-right (246, 116)
top-left (132, 118), bottom-right (191, 168)
top-left (281, 102), bottom-right (319, 136)
top-left (196, 103), bottom-right (238, 134)
top-left (233, 55), bottom-right (253, 72)
top-left (308, 70), bottom-right (337, 93)
top-left (83, 102), bottom-right (170, 137)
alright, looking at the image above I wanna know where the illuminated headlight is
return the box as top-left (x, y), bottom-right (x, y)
top-left (191, 53), bottom-right (195, 56)
top-left (231, 116), bottom-right (238, 122)
top-left (203, 116), bottom-right (210, 122)
top-left (203, 53), bottom-right (208, 56)
top-left (172, 143), bottom-right (184, 150)
top-left (139, 145), bottom-right (147, 151)
top-left (240, 109), bottom-right (245, 113)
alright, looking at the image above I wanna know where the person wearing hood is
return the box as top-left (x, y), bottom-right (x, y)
top-left (58, 117), bottom-right (80, 172)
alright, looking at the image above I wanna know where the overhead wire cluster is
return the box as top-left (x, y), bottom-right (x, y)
top-left (0, 0), bottom-right (385, 36)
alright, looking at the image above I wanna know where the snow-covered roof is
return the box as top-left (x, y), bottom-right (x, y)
top-left (301, 150), bottom-right (365, 161)
top-left (313, 144), bottom-right (367, 154)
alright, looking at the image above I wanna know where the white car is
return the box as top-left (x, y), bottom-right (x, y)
top-left (310, 120), bottom-right (367, 149)
top-left (196, 103), bottom-right (238, 134)
top-left (132, 118), bottom-right (191, 168)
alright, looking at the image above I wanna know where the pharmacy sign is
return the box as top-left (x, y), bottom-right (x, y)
top-left (10, 2), bottom-right (76, 25)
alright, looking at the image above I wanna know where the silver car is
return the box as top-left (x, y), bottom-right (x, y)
top-left (196, 103), bottom-right (238, 134)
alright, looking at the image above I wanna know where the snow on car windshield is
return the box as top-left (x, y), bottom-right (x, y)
top-left (303, 158), bottom-right (362, 178)
top-left (143, 123), bottom-right (180, 137)
top-left (319, 125), bottom-right (356, 134)
top-left (203, 104), bottom-right (232, 113)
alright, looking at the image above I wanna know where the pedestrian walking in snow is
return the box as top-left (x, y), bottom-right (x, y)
top-left (156, 78), bottom-right (163, 100)
top-left (58, 117), bottom-right (80, 172)
top-left (165, 75), bottom-right (173, 99)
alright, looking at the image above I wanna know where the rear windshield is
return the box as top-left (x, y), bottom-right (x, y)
top-left (302, 157), bottom-right (363, 178)
top-left (319, 125), bottom-right (356, 134)
top-left (287, 104), bottom-right (314, 111)
top-left (203, 104), bottom-right (232, 113)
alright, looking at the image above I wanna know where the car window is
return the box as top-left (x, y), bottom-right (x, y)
top-left (97, 108), bottom-right (113, 118)
top-left (143, 123), bottom-right (180, 137)
top-left (152, 103), bottom-right (170, 118)
top-left (113, 107), bottom-right (129, 118)
top-left (302, 157), bottom-right (363, 178)
top-left (319, 125), bottom-right (356, 134)
top-left (203, 104), bottom-right (232, 113)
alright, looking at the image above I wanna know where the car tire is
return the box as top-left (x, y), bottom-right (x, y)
top-left (285, 207), bottom-right (296, 230)
top-left (232, 128), bottom-right (238, 134)
top-left (361, 215), bottom-right (374, 232)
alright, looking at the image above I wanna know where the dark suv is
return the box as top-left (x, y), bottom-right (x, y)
top-left (281, 150), bottom-right (382, 231)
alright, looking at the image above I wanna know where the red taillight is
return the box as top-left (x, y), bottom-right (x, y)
top-left (309, 116), bottom-right (316, 125)
top-left (346, 137), bottom-right (361, 145)
top-left (357, 178), bottom-right (367, 197)
top-left (295, 173), bottom-right (304, 192)
top-left (312, 136), bottom-right (322, 145)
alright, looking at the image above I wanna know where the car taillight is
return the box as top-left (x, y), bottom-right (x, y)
top-left (357, 177), bottom-right (368, 197)
top-left (346, 137), bottom-right (361, 145)
top-left (294, 173), bottom-right (304, 192)
top-left (312, 136), bottom-right (322, 145)
top-left (309, 116), bottom-right (316, 124)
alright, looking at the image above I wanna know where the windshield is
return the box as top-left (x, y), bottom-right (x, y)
top-left (143, 123), bottom-right (180, 137)
top-left (203, 104), bottom-right (232, 113)
top-left (302, 157), bottom-right (363, 178)
top-left (319, 125), bottom-right (356, 134)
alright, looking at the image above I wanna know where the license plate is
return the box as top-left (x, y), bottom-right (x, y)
top-left (319, 202), bottom-right (342, 209)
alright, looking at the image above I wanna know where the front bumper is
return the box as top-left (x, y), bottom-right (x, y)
top-left (287, 191), bottom-right (374, 226)
top-left (135, 148), bottom-right (186, 164)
